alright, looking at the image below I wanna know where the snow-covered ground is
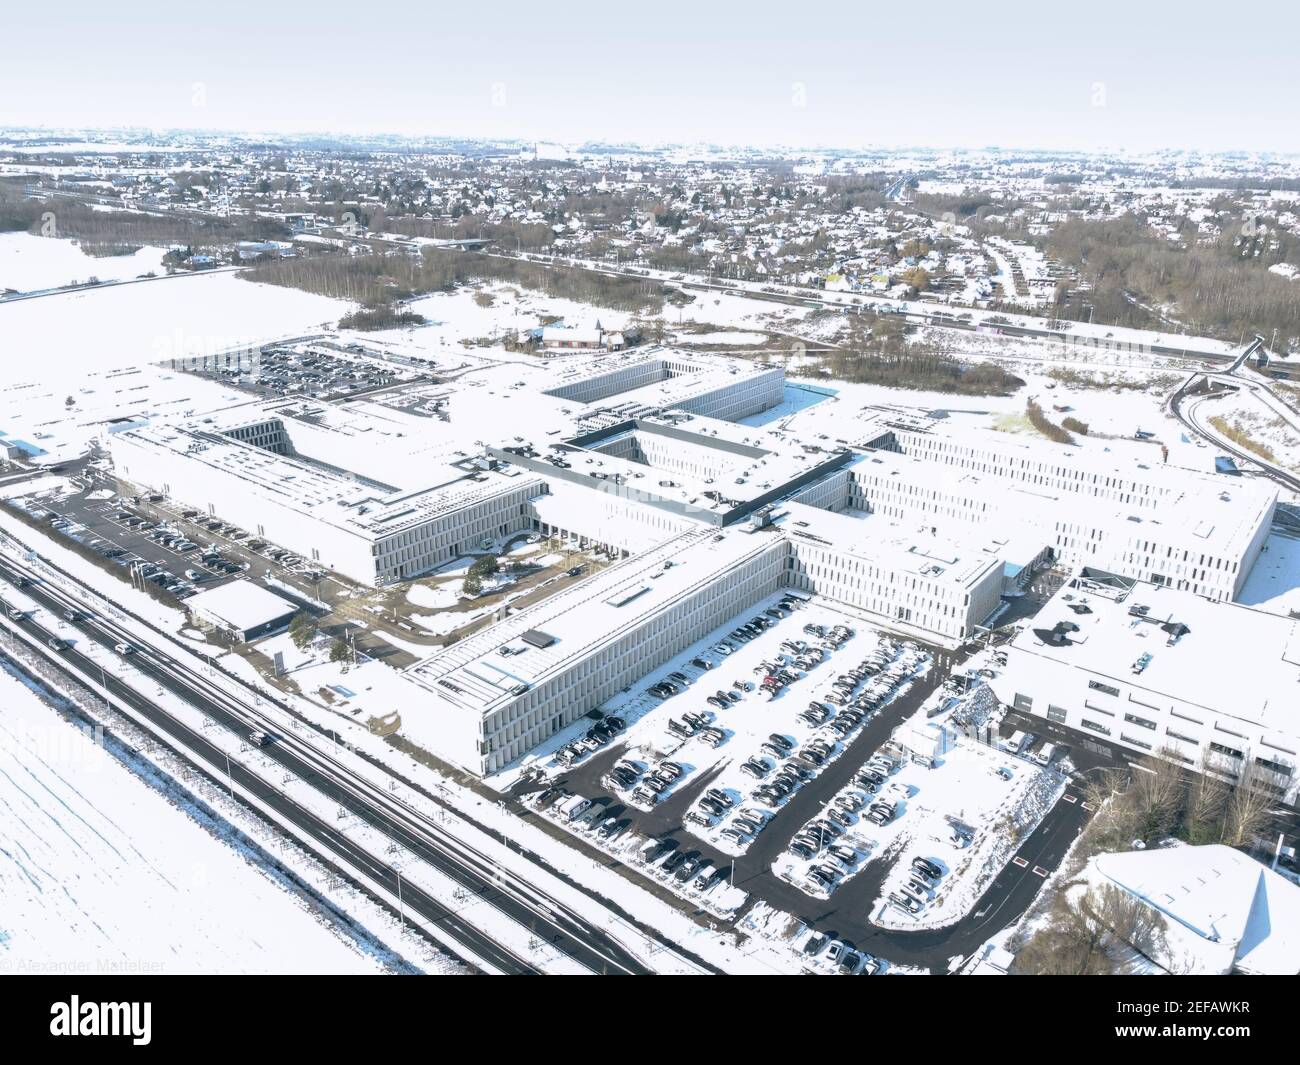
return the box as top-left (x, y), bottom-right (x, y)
top-left (0, 661), bottom-right (391, 975)
top-left (352, 283), bottom-right (636, 363)
top-left (1196, 386), bottom-right (1300, 476)
top-left (0, 270), bottom-right (344, 386)
top-left (0, 518), bottom-right (802, 972)
top-left (0, 232), bottom-right (168, 294)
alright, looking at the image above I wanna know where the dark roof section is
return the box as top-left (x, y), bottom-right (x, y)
top-left (521, 628), bottom-right (557, 649)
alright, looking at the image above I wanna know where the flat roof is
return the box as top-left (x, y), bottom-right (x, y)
top-left (1006, 578), bottom-right (1300, 732)
top-left (848, 445), bottom-right (1276, 561)
top-left (115, 421), bottom-right (543, 541)
top-left (776, 501), bottom-right (1004, 590)
top-left (408, 526), bottom-right (784, 715)
top-left (188, 580), bottom-right (297, 632)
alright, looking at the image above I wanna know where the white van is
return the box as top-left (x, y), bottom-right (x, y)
top-left (1034, 742), bottom-right (1057, 767)
top-left (1004, 730), bottom-right (1029, 755)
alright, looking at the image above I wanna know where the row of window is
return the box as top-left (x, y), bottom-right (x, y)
top-left (480, 549), bottom-right (787, 768)
top-left (1032, 693), bottom-right (1294, 783)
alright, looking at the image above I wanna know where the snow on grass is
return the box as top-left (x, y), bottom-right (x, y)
top-left (0, 232), bottom-right (168, 294)
top-left (673, 330), bottom-right (769, 345)
top-left (405, 583), bottom-right (461, 610)
top-left (1199, 388), bottom-right (1300, 474)
top-left (0, 660), bottom-right (391, 974)
top-left (0, 270), bottom-right (344, 387)
top-left (353, 283), bottom-right (635, 362)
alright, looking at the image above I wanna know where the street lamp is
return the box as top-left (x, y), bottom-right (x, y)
top-left (396, 868), bottom-right (405, 936)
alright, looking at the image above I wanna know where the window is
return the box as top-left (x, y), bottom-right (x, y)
top-left (1166, 728), bottom-right (1199, 745)
top-left (1046, 704), bottom-right (1067, 724)
top-left (1081, 718), bottom-right (1112, 737)
top-left (1123, 713), bottom-right (1157, 731)
top-left (1088, 679), bottom-right (1120, 697)
top-left (1121, 733), bottom-right (1153, 751)
top-left (1254, 756), bottom-right (1293, 778)
top-left (1209, 741), bottom-right (1243, 761)
top-left (1013, 693), bottom-right (1033, 712)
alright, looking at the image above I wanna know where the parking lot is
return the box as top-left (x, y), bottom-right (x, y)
top-left (506, 591), bottom-right (972, 934)
top-left (7, 484), bottom-right (243, 603)
top-left (182, 341), bottom-right (430, 402)
top-left (489, 576), bottom-right (1115, 972)
top-left (1, 469), bottom-right (365, 645)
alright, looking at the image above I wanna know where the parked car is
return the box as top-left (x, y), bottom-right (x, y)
top-left (912, 857), bottom-right (943, 879)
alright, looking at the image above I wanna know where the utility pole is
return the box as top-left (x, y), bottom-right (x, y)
top-left (396, 868), bottom-right (405, 935)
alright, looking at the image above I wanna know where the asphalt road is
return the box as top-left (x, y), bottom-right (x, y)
top-left (0, 554), bottom-right (680, 975)
top-left (1170, 375), bottom-right (1300, 494)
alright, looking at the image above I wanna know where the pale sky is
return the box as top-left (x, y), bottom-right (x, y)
top-left (4, 0), bottom-right (1298, 153)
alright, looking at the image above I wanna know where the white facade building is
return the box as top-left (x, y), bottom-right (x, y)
top-left (991, 573), bottom-right (1300, 805)
top-left (847, 432), bottom-right (1276, 602)
top-left (102, 342), bottom-right (1297, 778)
top-left (109, 420), bottom-right (545, 586)
top-left (408, 528), bottom-right (790, 774)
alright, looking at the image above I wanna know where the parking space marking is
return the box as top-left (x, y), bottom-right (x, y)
top-left (1011, 855), bottom-right (1029, 868)
top-left (1032, 866), bottom-right (1048, 877)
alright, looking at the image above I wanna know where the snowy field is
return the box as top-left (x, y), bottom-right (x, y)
top-left (0, 270), bottom-right (345, 386)
top-left (353, 283), bottom-right (636, 363)
top-left (0, 232), bottom-right (168, 294)
top-left (0, 662), bottom-right (389, 975)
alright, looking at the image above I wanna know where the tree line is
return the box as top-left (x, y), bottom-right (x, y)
top-left (1042, 215), bottom-right (1300, 351)
top-left (243, 248), bottom-right (667, 315)
top-left (802, 314), bottom-right (1024, 397)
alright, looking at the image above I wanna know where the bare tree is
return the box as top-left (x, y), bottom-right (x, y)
top-left (1013, 883), bottom-right (1171, 975)
top-left (1088, 883), bottom-right (1171, 970)
top-left (1185, 750), bottom-right (1231, 844)
top-left (1129, 752), bottom-right (1186, 841)
top-left (1222, 756), bottom-right (1275, 847)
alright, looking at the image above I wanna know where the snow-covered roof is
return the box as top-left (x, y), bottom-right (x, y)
top-left (1004, 578), bottom-right (1300, 734)
top-left (188, 580), bottom-right (298, 634)
top-left (1094, 845), bottom-right (1300, 975)
top-left (407, 526), bottom-right (783, 714)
